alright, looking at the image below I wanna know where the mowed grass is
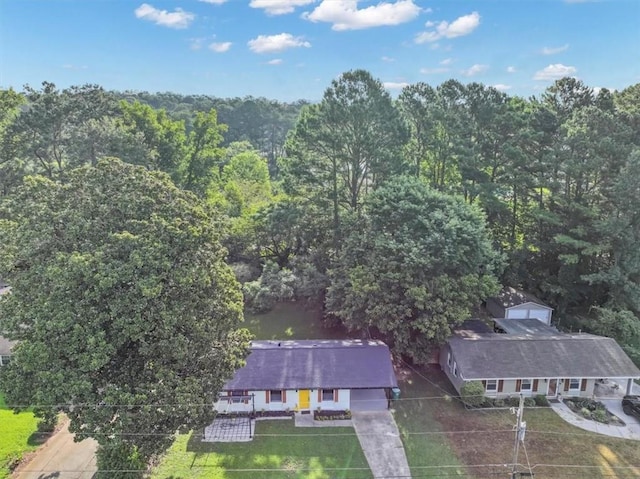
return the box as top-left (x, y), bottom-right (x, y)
top-left (244, 302), bottom-right (352, 341)
top-left (0, 393), bottom-right (39, 479)
top-left (395, 365), bottom-right (640, 479)
top-left (151, 419), bottom-right (372, 479)
top-left (393, 365), bottom-right (469, 477)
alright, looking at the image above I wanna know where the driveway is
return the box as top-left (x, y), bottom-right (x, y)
top-left (12, 417), bottom-right (97, 479)
top-left (351, 411), bottom-right (411, 479)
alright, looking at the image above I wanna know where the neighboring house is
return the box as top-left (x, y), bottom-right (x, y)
top-left (0, 336), bottom-right (14, 366)
top-left (0, 284), bottom-right (13, 366)
top-left (214, 340), bottom-right (398, 414)
top-left (440, 332), bottom-right (640, 398)
top-left (486, 287), bottom-right (553, 325)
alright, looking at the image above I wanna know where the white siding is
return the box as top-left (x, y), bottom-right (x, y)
top-left (214, 388), bottom-right (351, 414)
top-left (506, 303), bottom-right (552, 325)
top-left (506, 309), bottom-right (528, 319)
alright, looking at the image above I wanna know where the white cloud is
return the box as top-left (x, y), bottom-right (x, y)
top-left (420, 67), bottom-right (449, 74)
top-left (198, 0), bottom-right (227, 4)
top-left (462, 64), bottom-right (488, 76)
top-left (248, 33), bottom-right (311, 53)
top-left (267, 58), bottom-right (284, 65)
top-left (383, 81), bottom-right (409, 90)
top-left (382, 56), bottom-right (395, 62)
top-left (304, 0), bottom-right (421, 31)
top-left (533, 63), bottom-right (577, 80)
top-left (492, 84), bottom-right (512, 91)
top-left (251, 0), bottom-right (314, 15)
top-left (415, 11), bottom-right (480, 44)
top-left (541, 44), bottom-right (569, 55)
top-left (209, 42), bottom-right (232, 52)
top-left (506, 66), bottom-right (517, 73)
top-left (134, 3), bottom-right (195, 29)
top-left (440, 58), bottom-right (453, 65)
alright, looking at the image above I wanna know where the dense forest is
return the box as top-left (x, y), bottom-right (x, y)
top-left (1, 72), bottom-right (639, 366)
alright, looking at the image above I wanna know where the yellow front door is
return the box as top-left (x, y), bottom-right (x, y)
top-left (299, 389), bottom-right (310, 409)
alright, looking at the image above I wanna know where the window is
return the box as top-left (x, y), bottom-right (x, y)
top-left (521, 379), bottom-right (532, 391)
top-left (230, 390), bottom-right (246, 403)
top-left (569, 378), bottom-right (581, 391)
top-left (453, 362), bottom-right (458, 377)
top-left (486, 380), bottom-right (497, 392)
top-left (0, 355), bottom-right (10, 366)
top-left (269, 390), bottom-right (282, 402)
top-left (447, 352), bottom-right (451, 367)
top-left (322, 389), bottom-right (334, 401)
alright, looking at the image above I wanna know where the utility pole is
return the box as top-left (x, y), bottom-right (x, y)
top-left (510, 394), bottom-right (528, 479)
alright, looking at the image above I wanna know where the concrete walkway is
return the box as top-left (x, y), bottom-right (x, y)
top-left (550, 400), bottom-right (640, 441)
top-left (13, 418), bottom-right (97, 479)
top-left (352, 411), bottom-right (411, 479)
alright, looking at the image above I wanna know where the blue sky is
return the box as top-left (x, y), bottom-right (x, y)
top-left (1, 0), bottom-right (639, 101)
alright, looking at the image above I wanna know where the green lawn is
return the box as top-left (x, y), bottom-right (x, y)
top-left (394, 365), bottom-right (640, 479)
top-left (393, 366), bottom-right (468, 477)
top-left (151, 419), bottom-right (372, 479)
top-left (244, 302), bottom-right (351, 341)
top-left (0, 393), bottom-right (40, 479)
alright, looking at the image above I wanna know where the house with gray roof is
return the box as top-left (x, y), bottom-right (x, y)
top-left (440, 333), bottom-right (640, 398)
top-left (214, 340), bottom-right (398, 414)
top-left (486, 287), bottom-right (553, 325)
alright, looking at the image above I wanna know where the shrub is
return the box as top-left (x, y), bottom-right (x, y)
top-left (37, 418), bottom-right (56, 433)
top-left (505, 397), bottom-right (521, 407)
top-left (492, 398), bottom-right (506, 408)
top-left (523, 397), bottom-right (536, 407)
top-left (581, 407), bottom-right (592, 418)
top-left (592, 409), bottom-right (608, 423)
top-left (461, 381), bottom-right (485, 408)
top-left (243, 261), bottom-right (296, 313)
top-left (534, 395), bottom-right (550, 407)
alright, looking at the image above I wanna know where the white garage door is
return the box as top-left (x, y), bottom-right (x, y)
top-left (506, 309), bottom-right (528, 319)
top-left (528, 309), bottom-right (549, 323)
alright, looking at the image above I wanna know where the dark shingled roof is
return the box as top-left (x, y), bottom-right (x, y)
top-left (223, 340), bottom-right (398, 390)
top-left (486, 287), bottom-right (551, 318)
top-left (493, 318), bottom-right (559, 336)
top-left (449, 334), bottom-right (640, 380)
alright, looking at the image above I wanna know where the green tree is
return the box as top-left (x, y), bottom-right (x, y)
top-left (284, 70), bottom-right (409, 248)
top-left (0, 88), bottom-right (26, 196)
top-left (9, 82), bottom-right (119, 178)
top-left (181, 108), bottom-right (227, 197)
top-left (120, 100), bottom-right (187, 181)
top-left (0, 159), bottom-right (250, 476)
top-left (326, 177), bottom-right (501, 361)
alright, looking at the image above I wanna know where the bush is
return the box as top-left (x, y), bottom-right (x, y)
top-left (581, 407), bottom-right (592, 418)
top-left (37, 418), bottom-right (56, 433)
top-left (492, 398), bottom-right (506, 408)
top-left (461, 381), bottom-right (485, 408)
top-left (243, 261), bottom-right (296, 313)
top-left (592, 409), bottom-right (608, 423)
top-left (534, 395), bottom-right (550, 407)
top-left (523, 397), bottom-right (536, 407)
